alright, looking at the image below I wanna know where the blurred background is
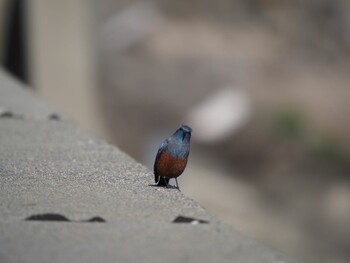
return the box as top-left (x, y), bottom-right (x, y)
top-left (1, 0), bottom-right (350, 262)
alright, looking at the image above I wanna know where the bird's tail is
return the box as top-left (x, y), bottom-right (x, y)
top-left (155, 173), bottom-right (169, 186)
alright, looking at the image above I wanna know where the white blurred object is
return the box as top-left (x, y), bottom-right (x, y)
top-left (101, 2), bottom-right (163, 52)
top-left (187, 87), bottom-right (251, 143)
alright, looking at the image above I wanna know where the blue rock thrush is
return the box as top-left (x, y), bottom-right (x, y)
top-left (154, 125), bottom-right (192, 190)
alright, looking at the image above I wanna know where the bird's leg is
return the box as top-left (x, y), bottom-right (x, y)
top-left (164, 178), bottom-right (177, 189)
top-left (164, 177), bottom-right (170, 188)
top-left (175, 178), bottom-right (180, 191)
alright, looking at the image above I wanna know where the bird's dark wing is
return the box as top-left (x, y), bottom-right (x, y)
top-left (154, 139), bottom-right (170, 186)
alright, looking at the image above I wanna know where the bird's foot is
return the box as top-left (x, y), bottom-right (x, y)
top-left (165, 184), bottom-right (178, 189)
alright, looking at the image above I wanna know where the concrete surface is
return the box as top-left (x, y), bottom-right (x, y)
top-left (0, 70), bottom-right (296, 263)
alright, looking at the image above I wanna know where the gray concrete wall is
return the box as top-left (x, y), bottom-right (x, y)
top-left (27, 0), bottom-right (107, 138)
top-left (0, 70), bottom-right (296, 263)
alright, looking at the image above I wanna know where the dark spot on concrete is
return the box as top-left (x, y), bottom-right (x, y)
top-left (172, 216), bottom-right (209, 224)
top-left (0, 109), bottom-right (24, 119)
top-left (25, 213), bottom-right (106, 223)
top-left (48, 113), bottom-right (61, 121)
top-left (25, 213), bottom-right (70, 221)
top-left (0, 110), bottom-right (14, 118)
top-left (85, 216), bottom-right (106, 223)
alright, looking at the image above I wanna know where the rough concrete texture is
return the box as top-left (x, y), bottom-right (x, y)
top-left (0, 70), bottom-right (296, 263)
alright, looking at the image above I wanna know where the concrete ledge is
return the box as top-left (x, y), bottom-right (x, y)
top-left (0, 70), bottom-right (296, 263)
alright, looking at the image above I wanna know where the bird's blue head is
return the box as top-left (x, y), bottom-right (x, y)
top-left (173, 124), bottom-right (192, 143)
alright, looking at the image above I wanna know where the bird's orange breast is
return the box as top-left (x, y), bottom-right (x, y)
top-left (156, 151), bottom-right (188, 178)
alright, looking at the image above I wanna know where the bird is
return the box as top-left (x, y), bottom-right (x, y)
top-left (154, 125), bottom-right (192, 190)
